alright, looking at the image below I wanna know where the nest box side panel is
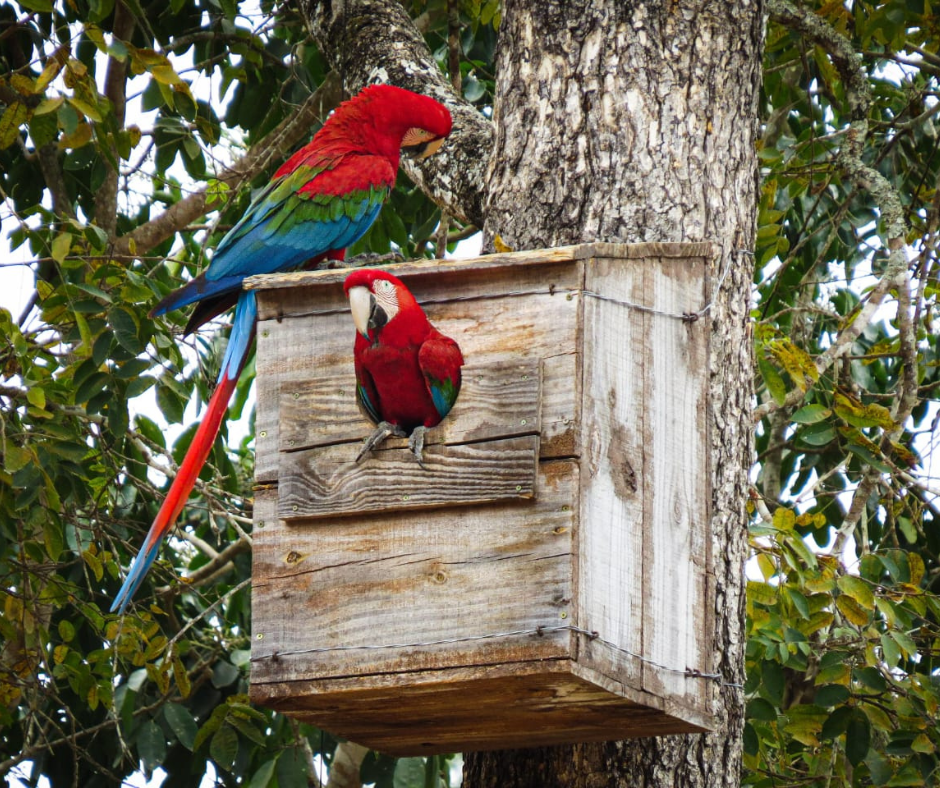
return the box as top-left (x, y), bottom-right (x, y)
top-left (578, 250), bottom-right (714, 723)
top-left (250, 460), bottom-right (577, 687)
top-left (577, 258), bottom-right (648, 690)
top-left (639, 253), bottom-right (712, 713)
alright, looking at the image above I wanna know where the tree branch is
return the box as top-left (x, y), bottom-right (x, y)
top-left (111, 72), bottom-right (344, 259)
top-left (755, 0), bottom-right (912, 423)
top-left (95, 0), bottom-right (135, 238)
top-left (297, 0), bottom-right (491, 227)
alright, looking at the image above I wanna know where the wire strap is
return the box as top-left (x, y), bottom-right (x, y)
top-left (251, 623), bottom-right (739, 687)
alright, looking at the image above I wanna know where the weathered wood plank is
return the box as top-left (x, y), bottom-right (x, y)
top-left (252, 460), bottom-right (577, 685)
top-left (250, 662), bottom-right (706, 757)
top-left (254, 263), bottom-right (582, 481)
top-left (244, 241), bottom-right (719, 294)
top-left (576, 257), bottom-right (649, 690)
top-left (638, 254), bottom-right (711, 711)
top-left (278, 360), bottom-right (541, 452)
top-left (278, 434), bottom-right (539, 520)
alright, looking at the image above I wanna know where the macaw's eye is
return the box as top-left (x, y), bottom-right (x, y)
top-left (374, 280), bottom-right (393, 292)
top-left (402, 128), bottom-right (445, 160)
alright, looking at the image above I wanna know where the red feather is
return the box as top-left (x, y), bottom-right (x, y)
top-left (345, 269), bottom-right (463, 433)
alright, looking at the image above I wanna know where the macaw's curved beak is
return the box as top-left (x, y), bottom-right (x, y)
top-left (348, 286), bottom-right (388, 339)
top-left (404, 136), bottom-right (446, 161)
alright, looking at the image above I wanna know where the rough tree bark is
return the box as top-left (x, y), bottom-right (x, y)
top-left (295, 0), bottom-right (762, 784)
top-left (465, 1), bottom-right (762, 785)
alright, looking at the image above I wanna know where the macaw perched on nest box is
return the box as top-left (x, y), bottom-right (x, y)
top-left (344, 269), bottom-right (464, 466)
top-left (111, 85), bottom-right (453, 614)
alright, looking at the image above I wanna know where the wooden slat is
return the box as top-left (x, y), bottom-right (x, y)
top-left (250, 662), bottom-right (707, 757)
top-left (638, 254), bottom-right (712, 712)
top-left (278, 434), bottom-right (539, 520)
top-left (244, 242), bottom-right (719, 294)
top-left (278, 360), bottom-right (541, 452)
top-left (576, 256), bottom-right (649, 691)
top-left (252, 461), bottom-right (577, 685)
top-left (253, 261), bottom-right (582, 481)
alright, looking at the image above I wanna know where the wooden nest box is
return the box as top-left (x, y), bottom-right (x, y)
top-left (246, 242), bottom-right (717, 755)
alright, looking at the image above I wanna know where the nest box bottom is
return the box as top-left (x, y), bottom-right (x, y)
top-left (252, 660), bottom-right (708, 756)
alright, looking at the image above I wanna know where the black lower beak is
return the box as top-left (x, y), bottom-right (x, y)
top-left (368, 296), bottom-right (388, 335)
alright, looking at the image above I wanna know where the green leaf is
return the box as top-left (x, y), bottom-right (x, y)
top-left (247, 760), bottom-right (277, 788)
top-left (108, 307), bottom-right (143, 354)
top-left (758, 356), bottom-right (787, 406)
top-left (210, 724), bottom-right (238, 772)
top-left (17, 0), bottom-right (53, 11)
top-left (746, 697), bottom-right (778, 721)
top-left (845, 710), bottom-right (871, 766)
top-left (137, 720), bottom-right (166, 773)
top-left (164, 703), bottom-right (198, 750)
top-left (791, 404), bottom-right (831, 424)
top-left (814, 684), bottom-right (850, 707)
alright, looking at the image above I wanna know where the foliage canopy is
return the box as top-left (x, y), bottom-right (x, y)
top-left (0, 0), bottom-right (938, 786)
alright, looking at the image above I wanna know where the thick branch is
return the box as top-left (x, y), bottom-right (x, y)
top-left (297, 0), bottom-right (490, 227)
top-left (111, 73), bottom-right (344, 259)
top-left (94, 0), bottom-right (135, 238)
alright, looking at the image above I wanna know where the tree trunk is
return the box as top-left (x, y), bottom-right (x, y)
top-left (464, 0), bottom-right (762, 786)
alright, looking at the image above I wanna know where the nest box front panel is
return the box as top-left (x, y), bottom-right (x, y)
top-left (251, 258), bottom-right (584, 686)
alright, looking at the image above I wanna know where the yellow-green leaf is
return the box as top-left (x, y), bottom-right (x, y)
top-left (0, 102), bottom-right (29, 149)
top-left (58, 122), bottom-right (92, 150)
top-left (773, 507), bottom-right (796, 531)
top-left (50, 232), bottom-right (72, 264)
top-left (837, 575), bottom-right (875, 610)
top-left (833, 392), bottom-right (896, 430)
top-left (10, 74), bottom-right (36, 95)
top-left (748, 580), bottom-right (778, 607)
top-left (34, 96), bottom-right (64, 115)
top-left (151, 64), bottom-right (184, 85)
top-left (82, 549), bottom-right (104, 582)
top-left (836, 594), bottom-right (869, 626)
top-left (35, 60), bottom-right (62, 92)
top-left (67, 97), bottom-right (103, 123)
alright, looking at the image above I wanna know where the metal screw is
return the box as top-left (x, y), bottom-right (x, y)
top-left (402, 494), bottom-right (410, 501)
top-left (292, 505), bottom-right (298, 512)
top-left (516, 485), bottom-right (522, 492)
top-left (566, 293), bottom-right (573, 301)
top-left (339, 390), bottom-right (345, 396)
top-left (293, 392), bottom-right (299, 400)
top-left (262, 330), bottom-right (269, 337)
top-left (560, 612), bottom-right (568, 619)
top-left (288, 439), bottom-right (295, 447)
top-left (522, 374), bottom-right (528, 381)
top-left (562, 505), bottom-right (570, 512)
top-left (520, 419), bottom-right (527, 426)
top-left (256, 633), bottom-right (263, 640)
top-left (257, 521), bottom-right (265, 528)
top-left (260, 431), bottom-right (267, 438)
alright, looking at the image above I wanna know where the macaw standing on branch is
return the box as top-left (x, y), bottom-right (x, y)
top-left (344, 269), bottom-right (464, 466)
top-left (111, 85), bottom-right (453, 613)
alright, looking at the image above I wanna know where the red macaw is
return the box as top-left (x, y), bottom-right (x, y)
top-left (111, 86), bottom-right (452, 613)
top-left (344, 269), bottom-right (464, 465)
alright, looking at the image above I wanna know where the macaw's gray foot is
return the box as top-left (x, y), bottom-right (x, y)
top-left (409, 426), bottom-right (428, 470)
top-left (357, 421), bottom-right (407, 463)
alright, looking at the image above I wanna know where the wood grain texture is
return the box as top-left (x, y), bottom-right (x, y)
top-left (278, 360), bottom-right (541, 452)
top-left (250, 661), bottom-right (707, 757)
top-left (253, 258), bottom-right (582, 482)
top-left (243, 242), bottom-right (718, 294)
top-left (278, 435), bottom-right (539, 520)
top-left (639, 254), bottom-right (713, 711)
top-left (252, 460), bottom-right (577, 685)
top-left (249, 245), bottom-right (716, 749)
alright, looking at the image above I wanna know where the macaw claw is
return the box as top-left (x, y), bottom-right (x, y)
top-left (409, 426), bottom-right (428, 470)
top-left (356, 422), bottom-right (430, 469)
top-left (356, 421), bottom-right (407, 463)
